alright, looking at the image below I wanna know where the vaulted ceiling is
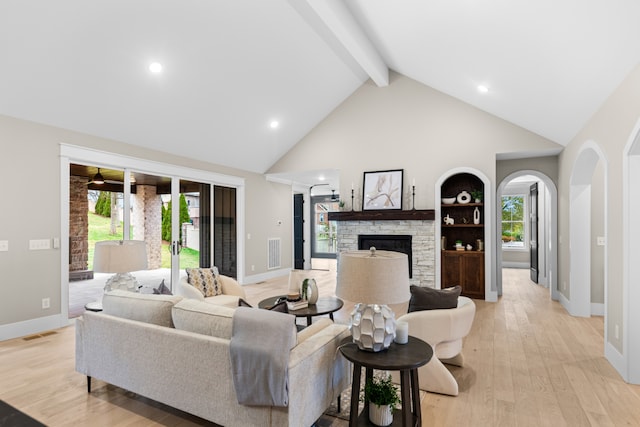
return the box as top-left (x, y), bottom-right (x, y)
top-left (2, 1), bottom-right (639, 175)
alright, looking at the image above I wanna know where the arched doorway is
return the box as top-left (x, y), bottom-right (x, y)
top-left (496, 171), bottom-right (558, 301)
top-left (568, 141), bottom-right (607, 319)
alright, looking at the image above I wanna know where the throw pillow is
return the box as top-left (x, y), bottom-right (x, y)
top-left (185, 267), bottom-right (222, 297)
top-left (153, 279), bottom-right (173, 295)
top-left (408, 285), bottom-right (461, 312)
top-left (238, 298), bottom-right (289, 313)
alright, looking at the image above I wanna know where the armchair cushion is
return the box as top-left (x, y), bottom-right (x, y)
top-left (408, 285), bottom-right (461, 312)
top-left (186, 267), bottom-right (222, 297)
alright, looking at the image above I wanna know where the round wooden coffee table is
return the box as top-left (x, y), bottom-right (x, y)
top-left (258, 295), bottom-right (343, 326)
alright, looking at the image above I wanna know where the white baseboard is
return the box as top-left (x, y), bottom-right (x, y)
top-left (0, 314), bottom-right (69, 341)
top-left (605, 341), bottom-right (628, 382)
top-left (241, 268), bottom-right (290, 285)
top-left (559, 291), bottom-right (572, 315)
top-left (591, 303), bottom-right (605, 316)
top-left (501, 262), bottom-right (529, 269)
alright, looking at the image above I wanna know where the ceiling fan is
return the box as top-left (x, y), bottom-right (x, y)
top-left (86, 168), bottom-right (127, 186)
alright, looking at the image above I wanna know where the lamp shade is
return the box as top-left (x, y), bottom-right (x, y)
top-left (93, 240), bottom-right (148, 273)
top-left (336, 248), bottom-right (410, 305)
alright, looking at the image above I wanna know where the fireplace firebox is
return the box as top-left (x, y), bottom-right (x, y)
top-left (358, 234), bottom-right (412, 278)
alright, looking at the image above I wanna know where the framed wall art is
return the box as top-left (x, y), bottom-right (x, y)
top-left (362, 169), bottom-right (403, 210)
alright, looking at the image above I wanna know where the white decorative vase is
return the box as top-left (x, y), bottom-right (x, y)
top-left (473, 206), bottom-right (480, 224)
top-left (350, 304), bottom-right (396, 352)
top-left (301, 278), bottom-right (319, 304)
top-left (369, 403), bottom-right (393, 426)
top-left (307, 278), bottom-right (318, 304)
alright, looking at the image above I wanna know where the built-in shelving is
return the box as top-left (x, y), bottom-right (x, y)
top-left (440, 173), bottom-right (485, 299)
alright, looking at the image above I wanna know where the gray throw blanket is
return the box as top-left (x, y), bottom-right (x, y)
top-left (230, 307), bottom-right (296, 407)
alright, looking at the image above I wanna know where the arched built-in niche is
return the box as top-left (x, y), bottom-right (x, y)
top-left (568, 141), bottom-right (607, 318)
top-left (496, 171), bottom-right (558, 301)
top-left (435, 167), bottom-right (497, 301)
top-left (622, 118), bottom-right (640, 383)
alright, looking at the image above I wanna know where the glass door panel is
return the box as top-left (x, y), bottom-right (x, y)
top-left (310, 195), bottom-right (340, 259)
top-left (214, 186), bottom-right (237, 277)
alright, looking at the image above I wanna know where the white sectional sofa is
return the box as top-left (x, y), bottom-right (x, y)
top-left (75, 290), bottom-right (350, 427)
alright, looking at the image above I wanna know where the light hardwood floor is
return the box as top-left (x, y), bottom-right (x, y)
top-left (2, 268), bottom-right (640, 426)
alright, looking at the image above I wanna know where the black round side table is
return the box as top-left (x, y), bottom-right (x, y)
top-left (339, 336), bottom-right (433, 426)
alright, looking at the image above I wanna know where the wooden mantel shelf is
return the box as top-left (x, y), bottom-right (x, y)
top-left (328, 209), bottom-right (435, 221)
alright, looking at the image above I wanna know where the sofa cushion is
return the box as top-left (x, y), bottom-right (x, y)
top-left (186, 267), bottom-right (222, 297)
top-left (172, 299), bottom-right (236, 339)
top-left (102, 290), bottom-right (183, 327)
top-left (408, 285), bottom-right (461, 312)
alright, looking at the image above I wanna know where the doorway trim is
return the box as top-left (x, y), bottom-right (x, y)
top-left (496, 171), bottom-right (558, 301)
top-left (622, 117), bottom-right (640, 383)
top-left (60, 144), bottom-right (246, 323)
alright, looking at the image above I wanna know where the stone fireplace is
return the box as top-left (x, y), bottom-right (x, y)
top-left (329, 210), bottom-right (435, 287)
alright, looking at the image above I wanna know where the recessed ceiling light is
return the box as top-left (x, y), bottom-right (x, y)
top-left (477, 85), bottom-right (489, 93)
top-left (149, 62), bottom-right (163, 73)
top-left (270, 120), bottom-right (279, 129)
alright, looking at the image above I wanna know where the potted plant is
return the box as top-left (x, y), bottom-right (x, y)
top-left (363, 374), bottom-right (400, 426)
top-left (471, 189), bottom-right (483, 203)
top-left (338, 199), bottom-right (346, 210)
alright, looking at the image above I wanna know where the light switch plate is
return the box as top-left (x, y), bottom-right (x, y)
top-left (597, 236), bottom-right (605, 246)
top-left (29, 239), bottom-right (51, 250)
top-left (0, 240), bottom-right (8, 252)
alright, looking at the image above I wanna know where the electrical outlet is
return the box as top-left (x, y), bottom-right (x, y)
top-left (42, 298), bottom-right (50, 309)
top-left (615, 324), bottom-right (620, 339)
top-left (597, 236), bottom-right (605, 246)
top-left (251, 265), bottom-right (255, 272)
top-left (0, 240), bottom-right (8, 252)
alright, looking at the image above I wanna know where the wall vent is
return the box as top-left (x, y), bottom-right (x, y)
top-left (267, 238), bottom-right (281, 270)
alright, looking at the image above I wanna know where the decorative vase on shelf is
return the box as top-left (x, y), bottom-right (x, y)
top-left (473, 207), bottom-right (480, 224)
top-left (369, 403), bottom-right (393, 426)
top-left (457, 190), bottom-right (471, 204)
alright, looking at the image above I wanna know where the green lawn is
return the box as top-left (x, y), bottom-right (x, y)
top-left (88, 212), bottom-right (199, 270)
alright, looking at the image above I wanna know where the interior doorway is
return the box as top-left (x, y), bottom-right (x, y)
top-left (568, 142), bottom-right (607, 318)
top-left (496, 171), bottom-right (558, 301)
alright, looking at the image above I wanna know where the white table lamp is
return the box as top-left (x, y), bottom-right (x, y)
top-left (93, 240), bottom-right (148, 292)
top-left (336, 247), bottom-right (410, 352)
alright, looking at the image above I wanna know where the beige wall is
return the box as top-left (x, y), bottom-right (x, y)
top-left (558, 63), bottom-right (640, 353)
top-left (0, 115), bottom-right (291, 330)
top-left (270, 72), bottom-right (562, 210)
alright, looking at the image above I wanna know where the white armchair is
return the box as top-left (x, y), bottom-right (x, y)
top-left (177, 274), bottom-right (246, 308)
top-left (393, 296), bottom-right (476, 396)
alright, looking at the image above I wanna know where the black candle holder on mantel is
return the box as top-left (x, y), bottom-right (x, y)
top-left (411, 185), bottom-right (416, 210)
top-left (351, 188), bottom-right (355, 211)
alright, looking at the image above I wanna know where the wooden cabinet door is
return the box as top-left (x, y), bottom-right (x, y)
top-left (442, 252), bottom-right (461, 288)
top-left (461, 252), bottom-right (484, 299)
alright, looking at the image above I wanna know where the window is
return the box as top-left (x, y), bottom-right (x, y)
top-left (502, 195), bottom-right (525, 248)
